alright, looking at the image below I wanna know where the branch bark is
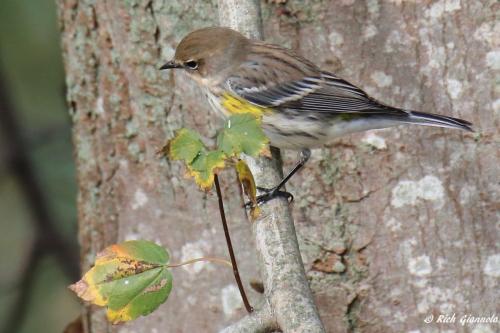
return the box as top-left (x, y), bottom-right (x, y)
top-left (218, 1), bottom-right (326, 332)
top-left (220, 302), bottom-right (276, 333)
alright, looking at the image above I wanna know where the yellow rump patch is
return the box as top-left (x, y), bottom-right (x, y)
top-left (221, 92), bottom-right (269, 117)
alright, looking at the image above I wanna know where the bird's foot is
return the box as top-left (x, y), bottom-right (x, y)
top-left (244, 186), bottom-right (294, 209)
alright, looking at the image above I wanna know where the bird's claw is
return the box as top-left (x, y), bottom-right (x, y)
top-left (244, 187), bottom-right (294, 209)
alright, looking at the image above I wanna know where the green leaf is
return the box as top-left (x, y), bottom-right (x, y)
top-left (105, 268), bottom-right (172, 323)
top-left (188, 150), bottom-right (225, 190)
top-left (218, 114), bottom-right (269, 157)
top-left (166, 128), bottom-right (204, 164)
top-left (69, 240), bottom-right (173, 324)
top-left (161, 113), bottom-right (268, 190)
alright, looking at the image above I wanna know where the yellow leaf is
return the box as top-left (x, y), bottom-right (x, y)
top-left (69, 278), bottom-right (106, 306)
top-left (235, 159), bottom-right (261, 219)
top-left (69, 241), bottom-right (172, 324)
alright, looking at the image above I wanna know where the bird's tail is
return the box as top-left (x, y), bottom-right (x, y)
top-left (381, 108), bottom-right (474, 132)
top-left (406, 111), bottom-right (474, 132)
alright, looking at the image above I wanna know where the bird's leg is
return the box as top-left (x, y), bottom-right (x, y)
top-left (245, 148), bottom-right (311, 207)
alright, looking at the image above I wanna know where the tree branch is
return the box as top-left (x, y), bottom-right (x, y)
top-left (217, 2), bottom-right (326, 332)
top-left (220, 302), bottom-right (277, 333)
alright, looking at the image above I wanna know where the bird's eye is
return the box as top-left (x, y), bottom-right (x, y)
top-left (184, 60), bottom-right (198, 69)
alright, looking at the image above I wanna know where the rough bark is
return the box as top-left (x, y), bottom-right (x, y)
top-left (58, 1), bottom-right (499, 333)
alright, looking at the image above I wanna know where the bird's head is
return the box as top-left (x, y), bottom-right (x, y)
top-left (160, 27), bottom-right (249, 85)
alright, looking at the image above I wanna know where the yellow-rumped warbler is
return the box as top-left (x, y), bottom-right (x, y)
top-left (160, 27), bottom-right (473, 203)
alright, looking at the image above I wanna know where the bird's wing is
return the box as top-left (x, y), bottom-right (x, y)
top-left (227, 74), bottom-right (323, 107)
top-left (226, 43), bottom-right (324, 107)
top-left (226, 43), bottom-right (407, 116)
top-left (283, 71), bottom-right (407, 115)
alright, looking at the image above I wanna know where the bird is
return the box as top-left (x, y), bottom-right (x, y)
top-left (160, 27), bottom-right (473, 205)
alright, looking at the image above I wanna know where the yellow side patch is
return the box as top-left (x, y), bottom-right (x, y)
top-left (221, 92), bottom-right (269, 117)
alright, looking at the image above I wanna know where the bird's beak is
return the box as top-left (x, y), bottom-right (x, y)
top-left (159, 60), bottom-right (181, 70)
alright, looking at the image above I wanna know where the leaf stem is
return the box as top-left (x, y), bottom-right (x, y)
top-left (168, 257), bottom-right (232, 268)
top-left (214, 174), bottom-right (253, 313)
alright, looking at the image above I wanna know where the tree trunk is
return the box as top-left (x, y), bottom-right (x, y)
top-left (58, 1), bottom-right (498, 332)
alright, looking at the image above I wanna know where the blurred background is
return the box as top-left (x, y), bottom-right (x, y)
top-left (0, 1), bottom-right (80, 332)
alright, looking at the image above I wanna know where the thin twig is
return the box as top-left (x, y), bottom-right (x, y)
top-left (168, 256), bottom-right (232, 268)
top-left (214, 174), bottom-right (253, 313)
